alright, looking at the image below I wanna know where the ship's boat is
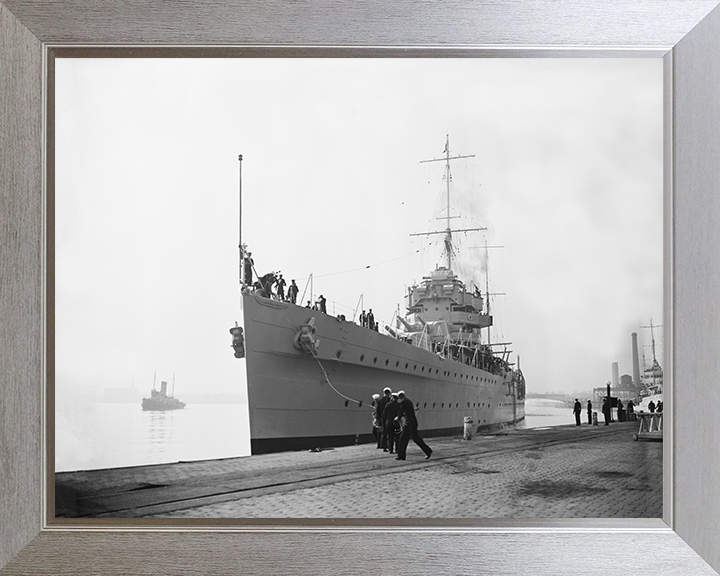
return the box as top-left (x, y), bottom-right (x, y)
top-left (141, 378), bottom-right (186, 411)
top-left (234, 137), bottom-right (526, 454)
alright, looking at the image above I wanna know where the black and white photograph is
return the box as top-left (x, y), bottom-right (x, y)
top-left (54, 57), bottom-right (664, 519)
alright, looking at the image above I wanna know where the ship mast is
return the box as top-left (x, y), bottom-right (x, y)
top-left (640, 319), bottom-right (663, 387)
top-left (414, 135), bottom-right (484, 271)
top-left (238, 154), bottom-right (243, 289)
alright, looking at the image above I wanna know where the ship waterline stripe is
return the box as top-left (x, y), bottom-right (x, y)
top-left (250, 418), bottom-right (524, 455)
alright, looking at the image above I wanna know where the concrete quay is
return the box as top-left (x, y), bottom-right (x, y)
top-left (55, 421), bottom-right (661, 519)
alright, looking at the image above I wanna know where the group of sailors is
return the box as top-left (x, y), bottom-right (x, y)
top-left (574, 396), bottom-right (662, 427)
top-left (243, 250), bottom-right (300, 304)
top-left (359, 309), bottom-right (378, 331)
top-left (242, 248), bottom-right (380, 327)
top-left (371, 387), bottom-right (432, 461)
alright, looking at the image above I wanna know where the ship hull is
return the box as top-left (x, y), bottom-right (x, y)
top-left (141, 398), bottom-right (186, 411)
top-left (242, 293), bottom-right (525, 454)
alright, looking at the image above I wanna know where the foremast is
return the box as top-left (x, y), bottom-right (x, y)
top-left (401, 136), bottom-right (519, 388)
top-left (412, 134), bottom-right (484, 271)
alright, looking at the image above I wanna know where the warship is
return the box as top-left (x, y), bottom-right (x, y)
top-left (231, 137), bottom-right (526, 454)
top-left (141, 375), bottom-right (186, 411)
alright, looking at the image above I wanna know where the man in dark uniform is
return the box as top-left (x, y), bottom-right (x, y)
top-left (287, 279), bottom-right (299, 304)
top-left (648, 400), bottom-right (656, 413)
top-left (573, 398), bottom-right (582, 426)
top-left (243, 251), bottom-right (254, 285)
top-left (276, 274), bottom-right (286, 300)
top-left (395, 391), bottom-right (432, 460)
top-left (367, 309), bottom-right (375, 330)
top-left (318, 295), bottom-right (327, 314)
top-left (586, 399), bottom-right (593, 424)
top-left (383, 392), bottom-right (401, 454)
top-left (360, 310), bottom-right (368, 328)
top-left (375, 387), bottom-right (392, 450)
top-left (626, 400), bottom-right (635, 421)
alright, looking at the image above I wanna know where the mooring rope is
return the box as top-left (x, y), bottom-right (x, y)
top-left (281, 314), bottom-right (371, 409)
top-left (310, 349), bottom-right (373, 409)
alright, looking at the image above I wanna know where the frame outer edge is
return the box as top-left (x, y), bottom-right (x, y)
top-left (1, 0), bottom-right (719, 46)
top-left (0, 1), bottom-right (43, 571)
top-left (1, 0), bottom-right (720, 574)
top-left (671, 3), bottom-right (720, 573)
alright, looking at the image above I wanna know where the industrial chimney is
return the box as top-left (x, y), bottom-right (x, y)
top-left (612, 362), bottom-right (619, 388)
top-left (631, 333), bottom-right (641, 388)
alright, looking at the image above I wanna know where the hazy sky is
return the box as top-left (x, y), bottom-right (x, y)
top-left (55, 58), bottom-right (663, 400)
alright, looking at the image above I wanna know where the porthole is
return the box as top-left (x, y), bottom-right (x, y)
top-left (454, 373), bottom-right (457, 378)
top-left (421, 366), bottom-right (425, 372)
top-left (414, 364), bottom-right (417, 370)
top-left (336, 350), bottom-right (342, 359)
top-left (405, 363), bottom-right (409, 369)
top-left (467, 402), bottom-right (470, 408)
top-left (358, 400), bottom-right (363, 407)
top-left (344, 400), bottom-right (349, 407)
top-left (424, 402), bottom-right (427, 409)
top-left (456, 403), bottom-right (459, 408)
top-left (416, 402), bottom-right (419, 409)
top-left (385, 359), bottom-right (389, 366)
top-left (396, 361), bottom-right (400, 367)
top-left (433, 403), bottom-right (436, 408)
top-left (436, 369), bottom-right (439, 374)
top-left (373, 357), bottom-right (378, 364)
top-left (441, 403), bottom-right (444, 408)
top-left (360, 354), bottom-right (365, 362)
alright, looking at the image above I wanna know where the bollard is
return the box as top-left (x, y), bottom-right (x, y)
top-left (463, 416), bottom-right (474, 440)
top-left (592, 412), bottom-right (598, 426)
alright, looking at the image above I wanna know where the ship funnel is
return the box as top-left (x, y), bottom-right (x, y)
top-left (631, 333), bottom-right (641, 388)
top-left (160, 381), bottom-right (168, 395)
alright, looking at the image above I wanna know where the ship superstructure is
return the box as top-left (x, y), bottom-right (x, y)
top-left (234, 137), bottom-right (526, 454)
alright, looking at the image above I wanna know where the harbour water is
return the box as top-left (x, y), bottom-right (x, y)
top-left (55, 398), bottom-right (571, 472)
top-left (55, 401), bottom-right (251, 472)
top-left (519, 398), bottom-right (579, 429)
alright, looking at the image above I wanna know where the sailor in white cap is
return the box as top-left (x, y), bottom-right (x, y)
top-left (371, 393), bottom-right (382, 445)
top-left (395, 390), bottom-right (432, 460)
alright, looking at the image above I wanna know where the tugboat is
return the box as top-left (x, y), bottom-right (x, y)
top-left (232, 136), bottom-right (526, 454)
top-left (141, 373), bottom-right (186, 411)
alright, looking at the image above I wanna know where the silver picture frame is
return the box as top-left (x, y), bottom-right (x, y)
top-left (2, 1), bottom-right (720, 574)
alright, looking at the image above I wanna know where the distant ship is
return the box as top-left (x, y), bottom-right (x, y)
top-left (231, 137), bottom-right (526, 454)
top-left (141, 375), bottom-right (186, 411)
top-left (637, 320), bottom-right (663, 411)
